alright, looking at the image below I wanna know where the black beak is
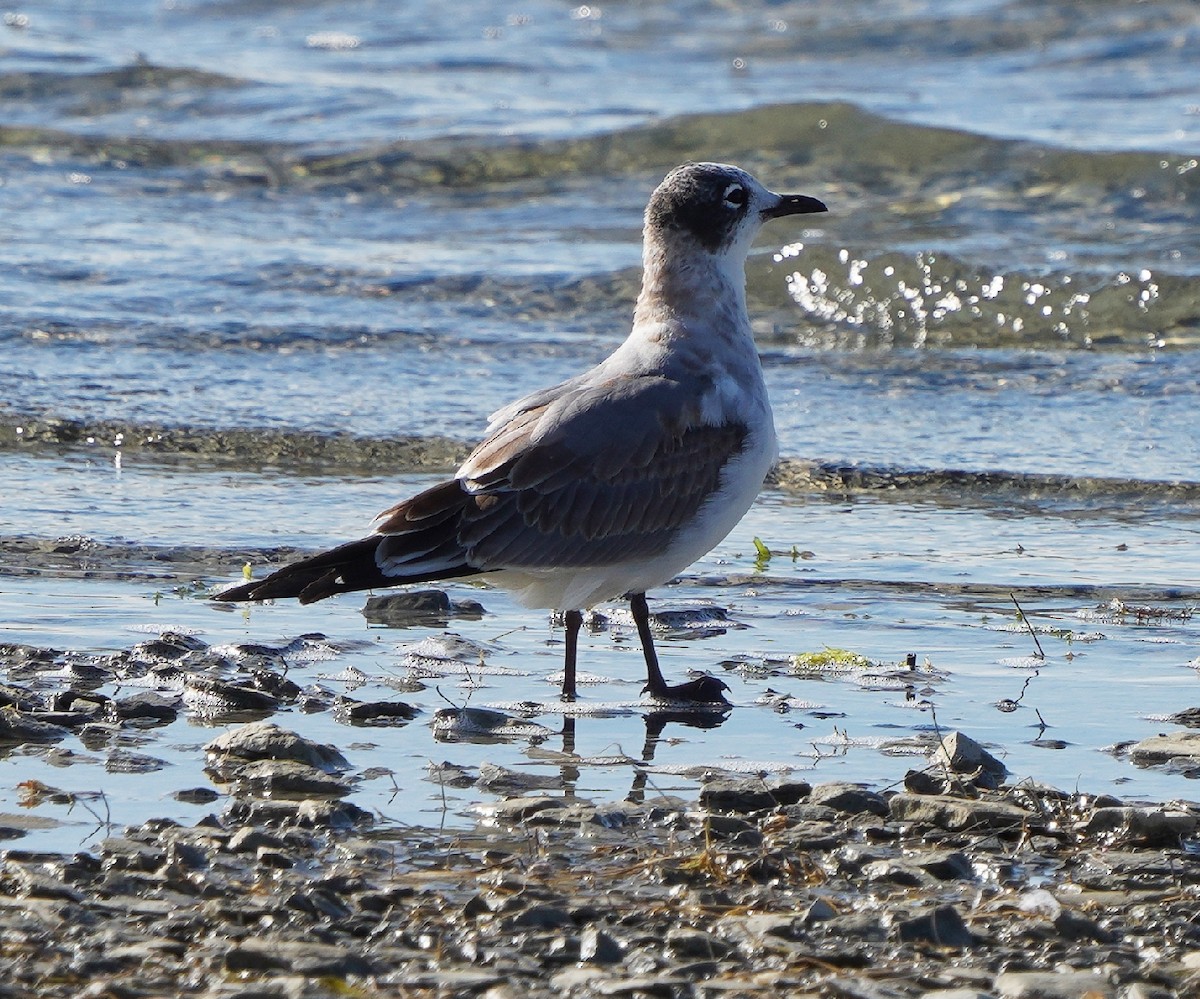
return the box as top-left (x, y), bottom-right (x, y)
top-left (763, 193), bottom-right (828, 219)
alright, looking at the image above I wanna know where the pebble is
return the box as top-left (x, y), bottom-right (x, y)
top-left (204, 720), bottom-right (350, 771)
top-left (697, 776), bottom-right (810, 813)
top-left (1129, 730), bottom-right (1200, 767)
top-left (808, 781), bottom-right (889, 816)
top-left (889, 792), bottom-right (1034, 832)
top-left (993, 970), bottom-right (1114, 998)
top-left (1, 709), bottom-right (1198, 998)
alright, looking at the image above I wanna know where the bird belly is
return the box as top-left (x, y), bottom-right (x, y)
top-left (488, 425), bottom-right (776, 611)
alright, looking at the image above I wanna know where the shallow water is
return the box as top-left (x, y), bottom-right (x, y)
top-left (2, 0), bottom-right (1199, 852)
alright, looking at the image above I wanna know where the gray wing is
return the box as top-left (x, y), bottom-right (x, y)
top-left (373, 374), bottom-right (747, 572)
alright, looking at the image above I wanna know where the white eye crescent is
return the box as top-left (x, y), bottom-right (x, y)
top-left (722, 183), bottom-right (748, 209)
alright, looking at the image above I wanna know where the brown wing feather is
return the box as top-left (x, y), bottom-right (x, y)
top-left (216, 375), bottom-right (749, 603)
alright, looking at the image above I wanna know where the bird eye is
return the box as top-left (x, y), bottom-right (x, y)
top-left (722, 184), bottom-right (748, 209)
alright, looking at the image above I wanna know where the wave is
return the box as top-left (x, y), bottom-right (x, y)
top-left (4, 91), bottom-right (1197, 351)
top-left (765, 246), bottom-right (1200, 350)
top-left (5, 88), bottom-right (1196, 206)
top-left (772, 459), bottom-right (1200, 509)
top-left (0, 417), bottom-right (468, 473)
top-left (5, 416), bottom-right (1199, 511)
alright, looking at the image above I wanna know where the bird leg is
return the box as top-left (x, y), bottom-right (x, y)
top-left (561, 609), bottom-right (583, 702)
top-left (630, 592), bottom-right (730, 704)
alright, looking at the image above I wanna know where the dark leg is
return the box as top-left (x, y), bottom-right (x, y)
top-left (561, 609), bottom-right (583, 702)
top-left (629, 593), bottom-right (731, 705)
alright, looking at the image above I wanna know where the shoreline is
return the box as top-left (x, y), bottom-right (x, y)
top-left (2, 728), bottom-right (1197, 998)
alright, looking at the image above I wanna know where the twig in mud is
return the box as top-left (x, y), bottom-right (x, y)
top-left (1010, 592), bottom-right (1046, 659)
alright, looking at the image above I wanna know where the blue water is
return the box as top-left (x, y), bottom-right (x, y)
top-left (2, 0), bottom-right (1199, 852)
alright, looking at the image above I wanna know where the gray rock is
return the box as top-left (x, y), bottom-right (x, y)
top-left (505, 902), bottom-right (573, 930)
top-left (334, 697), bottom-right (419, 726)
top-left (362, 589), bottom-right (486, 626)
top-left (863, 859), bottom-right (934, 887)
top-left (802, 897), bottom-right (839, 924)
top-left (579, 925), bottom-right (623, 964)
top-left (664, 926), bottom-right (734, 960)
top-left (1084, 806), bottom-right (1198, 845)
top-left (808, 781), bottom-right (888, 816)
top-left (204, 721), bottom-right (350, 772)
top-left (105, 749), bottom-right (168, 773)
top-left (476, 762), bottom-right (564, 793)
top-left (227, 827), bottom-right (287, 853)
top-left (111, 691), bottom-right (180, 723)
top-left (0, 708), bottom-right (70, 744)
top-left (913, 849), bottom-right (977, 881)
top-left (1119, 984), bottom-right (1175, 999)
top-left (184, 676), bottom-right (280, 715)
top-left (431, 706), bottom-right (553, 741)
top-left (1129, 730), bottom-right (1200, 766)
top-left (226, 759), bottom-right (352, 797)
top-left (1053, 909), bottom-right (1114, 943)
top-left (475, 796), bottom-right (569, 823)
top-left (894, 904), bottom-right (975, 948)
top-left (823, 976), bottom-right (921, 998)
top-left (172, 786), bottom-right (220, 804)
top-left (994, 970), bottom-right (1114, 998)
top-left (889, 793), bottom-right (1033, 832)
top-left (932, 731), bottom-right (1008, 780)
top-left (698, 776), bottom-right (810, 813)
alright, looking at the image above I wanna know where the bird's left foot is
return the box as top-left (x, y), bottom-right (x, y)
top-left (644, 674), bottom-right (731, 706)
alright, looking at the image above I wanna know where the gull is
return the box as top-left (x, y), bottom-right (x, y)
top-left (215, 162), bottom-right (827, 705)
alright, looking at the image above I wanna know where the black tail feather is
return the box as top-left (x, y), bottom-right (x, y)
top-left (213, 537), bottom-right (388, 604)
top-left (214, 536), bottom-right (481, 604)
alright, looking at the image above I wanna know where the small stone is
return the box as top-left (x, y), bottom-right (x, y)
top-left (808, 781), bottom-right (888, 816)
top-left (863, 859), bottom-right (932, 887)
top-left (475, 796), bottom-right (569, 823)
top-left (921, 991), bottom-right (994, 999)
top-left (931, 731), bottom-right (1008, 780)
top-left (994, 970), bottom-right (1114, 998)
top-left (105, 749), bottom-right (168, 773)
top-left (334, 698), bottom-right (420, 725)
top-left (1120, 984), bottom-right (1175, 999)
top-left (698, 776), bottom-right (809, 813)
top-left (664, 926), bottom-right (734, 960)
top-left (204, 721), bottom-right (350, 772)
top-left (111, 691), bottom-right (180, 723)
top-left (802, 897), bottom-right (838, 924)
top-left (172, 787), bottom-right (220, 804)
top-left (0, 708), bottom-right (70, 744)
top-left (1084, 806), bottom-right (1198, 845)
top-left (894, 904), bottom-right (975, 948)
top-left (223, 758), bottom-right (353, 797)
top-left (579, 926), bottom-right (623, 964)
top-left (912, 850), bottom-right (976, 881)
top-left (184, 676), bottom-right (280, 715)
top-left (505, 903), bottom-right (573, 930)
top-left (889, 793), bottom-right (1033, 833)
top-left (1053, 909), bottom-right (1114, 943)
top-left (227, 827), bottom-right (286, 853)
top-left (1129, 730), bottom-right (1200, 766)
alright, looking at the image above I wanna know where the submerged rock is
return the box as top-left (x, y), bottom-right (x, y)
top-left (889, 793), bottom-right (1034, 833)
top-left (204, 721), bottom-right (351, 772)
top-left (1129, 730), bottom-right (1200, 768)
top-left (698, 776), bottom-right (810, 814)
top-left (362, 589), bottom-right (486, 626)
top-left (930, 730), bottom-right (1008, 788)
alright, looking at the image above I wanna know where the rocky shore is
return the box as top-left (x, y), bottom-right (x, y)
top-left (1, 721), bottom-right (1198, 999)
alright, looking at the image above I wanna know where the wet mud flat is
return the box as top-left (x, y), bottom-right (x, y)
top-left (2, 721), bottom-right (1199, 999)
